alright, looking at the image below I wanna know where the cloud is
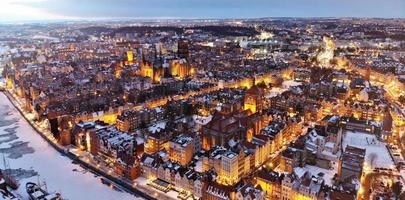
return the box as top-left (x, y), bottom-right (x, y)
top-left (0, 0), bottom-right (80, 22)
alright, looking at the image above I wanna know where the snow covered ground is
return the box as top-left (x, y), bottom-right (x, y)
top-left (0, 93), bottom-right (141, 200)
top-left (266, 80), bottom-right (302, 98)
top-left (266, 87), bottom-right (286, 98)
top-left (302, 161), bottom-right (338, 186)
top-left (343, 130), bottom-right (394, 169)
top-left (282, 80), bottom-right (302, 88)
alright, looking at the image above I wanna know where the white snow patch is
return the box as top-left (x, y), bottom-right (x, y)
top-left (266, 80), bottom-right (302, 98)
top-left (192, 115), bottom-right (213, 125)
top-left (195, 160), bottom-right (203, 173)
top-left (343, 131), bottom-right (394, 169)
top-left (147, 121), bottom-right (167, 133)
top-left (282, 80), bottom-right (302, 88)
top-left (302, 162), bottom-right (338, 186)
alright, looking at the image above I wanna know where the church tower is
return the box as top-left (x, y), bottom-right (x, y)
top-left (244, 85), bottom-right (263, 114)
top-left (126, 50), bottom-right (133, 62)
top-left (177, 39), bottom-right (190, 60)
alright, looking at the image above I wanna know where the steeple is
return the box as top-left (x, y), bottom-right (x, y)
top-left (154, 45), bottom-right (158, 61)
top-left (153, 45), bottom-right (162, 68)
top-left (140, 48), bottom-right (146, 64)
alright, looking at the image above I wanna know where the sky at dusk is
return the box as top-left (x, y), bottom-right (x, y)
top-left (0, 0), bottom-right (404, 22)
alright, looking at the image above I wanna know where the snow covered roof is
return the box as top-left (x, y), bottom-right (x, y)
top-left (147, 121), bottom-right (167, 133)
top-left (294, 167), bottom-right (306, 179)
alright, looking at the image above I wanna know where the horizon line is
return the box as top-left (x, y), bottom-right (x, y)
top-left (1, 16), bottom-right (404, 25)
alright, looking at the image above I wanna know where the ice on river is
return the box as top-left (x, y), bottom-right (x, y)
top-left (0, 93), bottom-right (142, 200)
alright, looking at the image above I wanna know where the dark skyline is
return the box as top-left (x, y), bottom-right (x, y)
top-left (0, 0), bottom-right (404, 22)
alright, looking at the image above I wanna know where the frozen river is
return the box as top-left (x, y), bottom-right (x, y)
top-left (0, 93), bottom-right (141, 200)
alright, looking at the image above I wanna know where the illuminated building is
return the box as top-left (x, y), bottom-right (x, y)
top-left (281, 170), bottom-right (325, 200)
top-left (261, 116), bottom-right (303, 155)
top-left (58, 115), bottom-right (73, 146)
top-left (169, 134), bottom-right (193, 166)
top-left (202, 110), bottom-right (263, 151)
top-left (116, 109), bottom-right (163, 132)
top-left (340, 117), bottom-right (377, 134)
top-left (138, 40), bottom-right (195, 83)
top-left (236, 183), bottom-right (264, 200)
top-left (280, 148), bottom-right (300, 173)
top-left (83, 124), bottom-right (140, 180)
top-left (240, 134), bottom-right (272, 167)
top-left (140, 154), bottom-right (204, 198)
top-left (202, 146), bottom-right (251, 185)
top-left (202, 181), bottom-right (236, 200)
top-left (220, 151), bottom-right (239, 184)
top-left (157, 161), bottom-right (204, 197)
top-left (244, 85), bottom-right (264, 114)
top-left (317, 35), bottom-right (336, 68)
top-left (140, 59), bottom-right (194, 83)
top-left (139, 52), bottom-right (166, 83)
top-left (202, 146), bottom-right (225, 173)
top-left (177, 39), bottom-right (190, 60)
top-left (145, 131), bottom-right (170, 154)
top-left (337, 145), bottom-right (365, 181)
top-left (116, 116), bottom-right (130, 132)
top-left (71, 122), bottom-right (96, 150)
top-left (87, 126), bottom-right (135, 159)
top-left (391, 111), bottom-right (405, 127)
top-left (114, 156), bottom-right (140, 180)
top-left (169, 59), bottom-right (195, 79)
top-left (140, 154), bottom-right (159, 180)
top-left (255, 168), bottom-right (282, 199)
top-left (100, 113), bottom-right (117, 125)
top-left (5, 76), bottom-right (14, 90)
top-left (225, 152), bottom-right (251, 185)
top-left (293, 68), bottom-right (311, 82)
top-left (126, 50), bottom-right (133, 62)
top-left (140, 60), bottom-right (156, 81)
top-left (114, 65), bottom-right (122, 78)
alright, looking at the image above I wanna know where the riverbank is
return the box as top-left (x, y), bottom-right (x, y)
top-left (1, 91), bottom-right (155, 200)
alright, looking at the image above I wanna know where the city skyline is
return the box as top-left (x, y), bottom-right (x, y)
top-left (1, 0), bottom-right (404, 22)
top-left (0, 9), bottom-right (404, 200)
